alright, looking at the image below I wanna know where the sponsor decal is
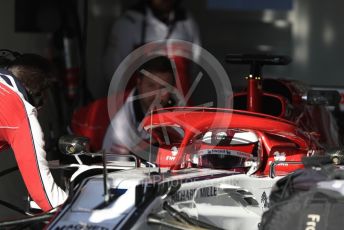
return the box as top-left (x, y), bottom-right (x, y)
top-left (171, 186), bottom-right (218, 202)
top-left (305, 214), bottom-right (320, 230)
top-left (273, 151), bottom-right (286, 161)
top-left (261, 191), bottom-right (269, 208)
top-left (171, 188), bottom-right (196, 202)
top-left (268, 151), bottom-right (288, 166)
top-left (198, 149), bottom-right (252, 159)
top-left (166, 156), bottom-right (176, 161)
top-left (55, 224), bottom-right (109, 230)
top-left (200, 186), bottom-right (218, 197)
top-left (166, 146), bottom-right (178, 161)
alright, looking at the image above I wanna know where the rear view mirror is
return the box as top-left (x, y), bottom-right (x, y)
top-left (58, 135), bottom-right (90, 155)
top-left (305, 90), bottom-right (341, 106)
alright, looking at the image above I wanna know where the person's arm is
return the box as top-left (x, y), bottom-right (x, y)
top-left (102, 98), bottom-right (140, 155)
top-left (6, 94), bottom-right (67, 211)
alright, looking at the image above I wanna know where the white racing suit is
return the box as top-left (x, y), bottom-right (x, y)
top-left (102, 89), bottom-right (149, 155)
top-left (103, 5), bottom-right (201, 83)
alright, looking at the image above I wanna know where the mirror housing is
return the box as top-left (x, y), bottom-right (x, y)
top-left (58, 135), bottom-right (90, 155)
top-left (305, 90), bottom-right (341, 106)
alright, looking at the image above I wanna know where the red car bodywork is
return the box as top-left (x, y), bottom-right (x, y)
top-left (71, 77), bottom-right (333, 177)
top-left (71, 54), bottom-right (338, 176)
top-left (142, 107), bottom-right (316, 176)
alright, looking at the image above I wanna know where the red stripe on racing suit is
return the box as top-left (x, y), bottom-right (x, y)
top-left (0, 79), bottom-right (67, 211)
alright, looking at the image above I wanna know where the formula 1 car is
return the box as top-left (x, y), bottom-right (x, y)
top-left (38, 106), bottom-right (335, 229)
top-left (0, 54), bottom-right (341, 229)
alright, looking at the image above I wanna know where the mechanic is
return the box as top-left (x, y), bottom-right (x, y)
top-left (0, 54), bottom-right (67, 212)
top-left (102, 56), bottom-right (176, 156)
top-left (103, 0), bottom-right (200, 86)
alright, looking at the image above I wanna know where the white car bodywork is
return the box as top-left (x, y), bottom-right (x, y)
top-left (47, 168), bottom-right (280, 230)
